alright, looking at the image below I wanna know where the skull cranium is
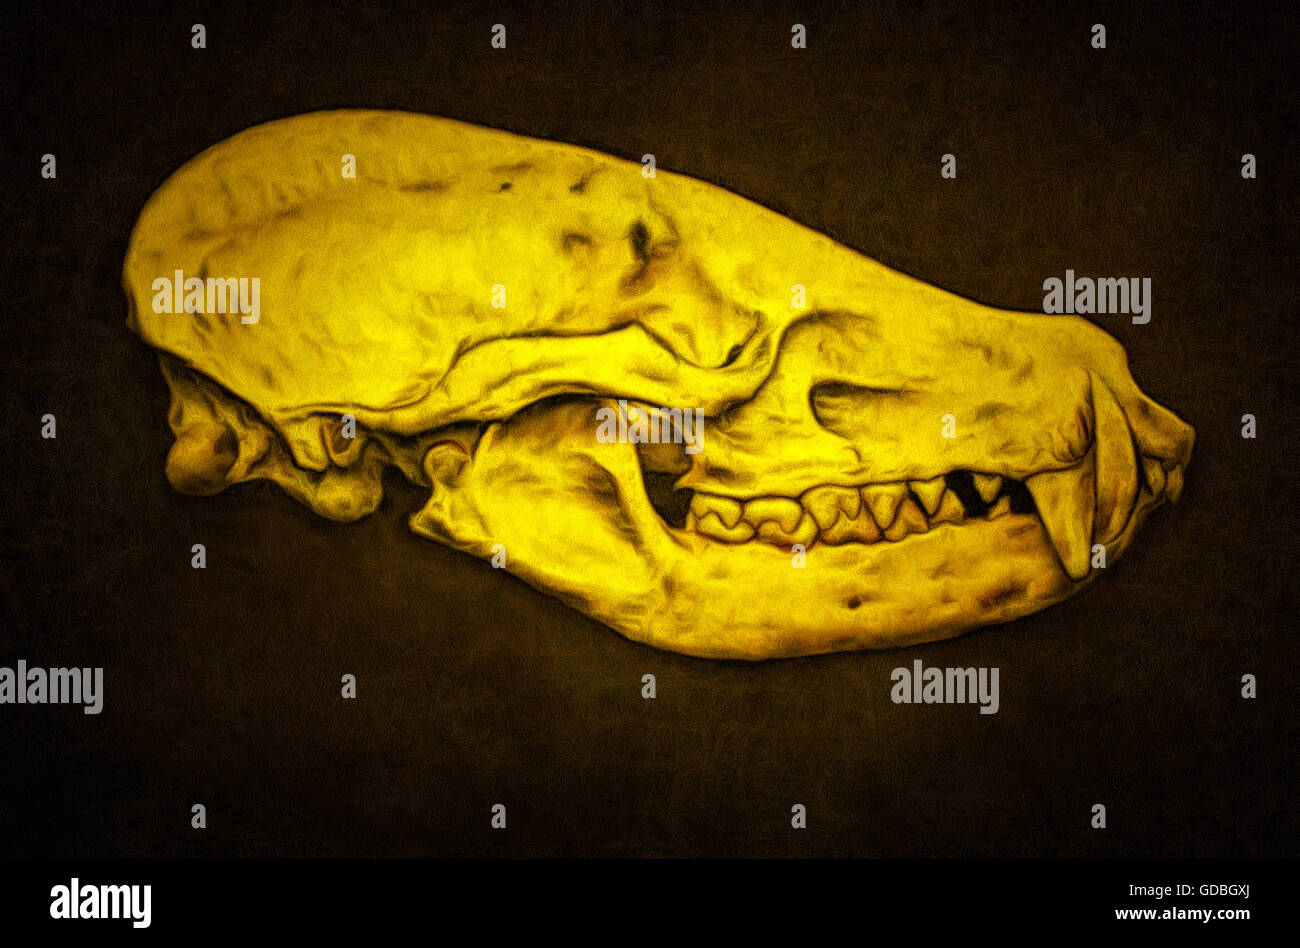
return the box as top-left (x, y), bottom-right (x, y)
top-left (123, 110), bottom-right (1194, 659)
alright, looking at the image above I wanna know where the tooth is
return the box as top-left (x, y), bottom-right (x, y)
top-left (744, 496), bottom-right (803, 533)
top-left (986, 496), bottom-right (1011, 519)
top-left (1091, 374), bottom-right (1139, 545)
top-left (756, 511), bottom-right (817, 548)
top-left (861, 483), bottom-right (908, 529)
top-left (882, 497), bottom-right (928, 542)
top-left (1141, 457), bottom-right (1165, 496)
top-left (820, 507), bottom-right (882, 545)
top-left (693, 511), bottom-right (756, 543)
top-left (801, 485), bottom-right (862, 530)
top-left (928, 489), bottom-right (965, 526)
top-left (790, 512), bottom-right (818, 548)
top-left (1025, 457), bottom-right (1096, 581)
top-left (690, 492), bottom-right (743, 529)
top-left (972, 473), bottom-right (1002, 504)
top-left (1165, 465), bottom-right (1184, 503)
top-left (909, 476), bottom-right (947, 516)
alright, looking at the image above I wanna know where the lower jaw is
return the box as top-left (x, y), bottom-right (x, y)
top-left (410, 400), bottom-right (1084, 660)
top-left (645, 515), bottom-right (1078, 658)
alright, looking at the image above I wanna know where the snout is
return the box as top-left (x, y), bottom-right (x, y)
top-left (1062, 315), bottom-right (1194, 503)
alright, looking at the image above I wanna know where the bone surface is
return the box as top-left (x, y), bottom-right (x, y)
top-left (123, 110), bottom-right (1195, 660)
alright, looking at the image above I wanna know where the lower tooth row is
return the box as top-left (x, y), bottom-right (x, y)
top-left (687, 477), bottom-right (1012, 548)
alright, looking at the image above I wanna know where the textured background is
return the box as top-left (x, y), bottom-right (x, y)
top-left (1, 0), bottom-right (1295, 857)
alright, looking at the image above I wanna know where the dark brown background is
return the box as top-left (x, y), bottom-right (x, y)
top-left (1, 0), bottom-right (1295, 857)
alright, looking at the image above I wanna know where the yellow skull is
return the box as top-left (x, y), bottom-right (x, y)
top-left (123, 110), bottom-right (1194, 659)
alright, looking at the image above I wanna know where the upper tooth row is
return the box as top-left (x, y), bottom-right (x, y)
top-left (686, 475), bottom-right (1007, 548)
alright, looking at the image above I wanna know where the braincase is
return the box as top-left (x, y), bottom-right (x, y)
top-left (123, 111), bottom-right (699, 424)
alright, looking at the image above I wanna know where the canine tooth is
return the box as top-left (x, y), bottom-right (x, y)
top-left (690, 492), bottom-right (743, 529)
top-left (1141, 457), bottom-right (1165, 496)
top-left (756, 511), bottom-right (817, 549)
top-left (861, 483), bottom-right (908, 529)
top-left (820, 507), bottom-right (882, 545)
top-left (1025, 462), bottom-right (1095, 581)
top-left (801, 485), bottom-right (862, 530)
top-left (986, 496), bottom-right (1011, 519)
top-left (909, 476), bottom-right (947, 516)
top-left (972, 473), bottom-right (1002, 504)
top-left (882, 497), bottom-right (928, 542)
top-left (744, 496), bottom-right (803, 533)
top-left (694, 511), bottom-right (756, 543)
top-left (929, 490), bottom-right (966, 526)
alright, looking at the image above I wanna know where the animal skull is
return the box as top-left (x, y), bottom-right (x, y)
top-left (123, 110), bottom-right (1194, 659)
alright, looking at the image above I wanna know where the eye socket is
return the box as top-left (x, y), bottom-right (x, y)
top-left (722, 343), bottom-right (744, 366)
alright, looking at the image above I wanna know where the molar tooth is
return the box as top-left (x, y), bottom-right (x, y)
top-left (694, 511), bottom-right (756, 544)
top-left (986, 496), bottom-right (1012, 519)
top-left (744, 496), bottom-right (803, 533)
top-left (689, 492), bottom-right (743, 529)
top-left (909, 476), bottom-right (947, 516)
top-left (861, 483), bottom-right (908, 529)
top-left (972, 473), bottom-right (1003, 504)
top-left (882, 497), bottom-right (929, 541)
top-left (820, 507), bottom-right (882, 545)
top-left (755, 511), bottom-right (817, 549)
top-left (801, 485), bottom-right (862, 530)
top-left (791, 512), bottom-right (818, 548)
top-left (929, 489), bottom-right (966, 526)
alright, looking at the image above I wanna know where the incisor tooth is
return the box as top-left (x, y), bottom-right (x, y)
top-left (756, 511), bottom-right (817, 549)
top-left (801, 485), bottom-right (862, 530)
top-left (909, 476), bottom-right (947, 516)
top-left (929, 490), bottom-right (965, 526)
top-left (883, 497), bottom-right (928, 542)
top-left (862, 483), bottom-right (908, 529)
top-left (1025, 460), bottom-right (1096, 581)
top-left (690, 492), bottom-right (743, 529)
top-left (744, 496), bottom-right (803, 533)
top-left (1165, 465), bottom-right (1184, 503)
top-left (972, 473), bottom-right (1002, 504)
top-left (1141, 457), bottom-right (1165, 497)
top-left (693, 511), bottom-right (756, 543)
top-left (986, 496), bottom-right (1012, 519)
